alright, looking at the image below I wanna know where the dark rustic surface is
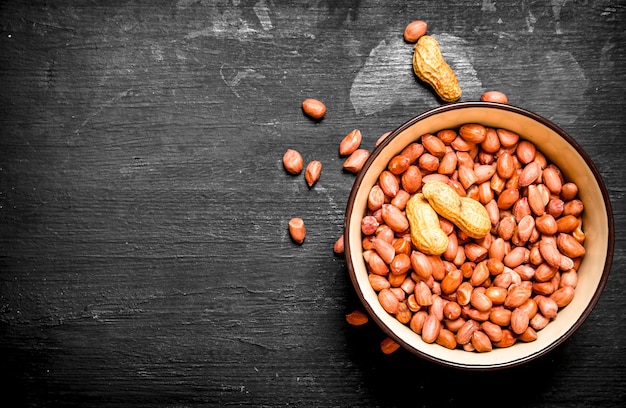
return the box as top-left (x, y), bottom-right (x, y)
top-left (1, 1), bottom-right (625, 407)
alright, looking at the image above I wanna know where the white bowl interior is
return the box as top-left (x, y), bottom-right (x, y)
top-left (347, 105), bottom-right (611, 369)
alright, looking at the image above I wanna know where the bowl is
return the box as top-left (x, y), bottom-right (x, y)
top-left (344, 102), bottom-right (614, 370)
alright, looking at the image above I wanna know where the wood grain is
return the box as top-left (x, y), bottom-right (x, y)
top-left (1, 1), bottom-right (625, 406)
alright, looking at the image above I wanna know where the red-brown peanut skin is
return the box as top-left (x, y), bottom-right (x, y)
top-left (436, 328), bottom-right (458, 350)
top-left (493, 329), bottom-right (517, 348)
top-left (410, 311), bottom-right (428, 334)
top-left (361, 216), bottom-right (379, 236)
top-left (380, 337), bottom-right (401, 354)
top-left (421, 314), bottom-right (441, 344)
top-left (379, 170), bottom-right (399, 198)
top-left (497, 128), bottom-right (520, 147)
top-left (456, 319), bottom-right (480, 345)
top-left (551, 286), bottom-right (575, 307)
top-left (283, 149), bottom-right (303, 175)
top-left (490, 308), bottom-right (512, 327)
top-left (381, 204), bottom-right (409, 233)
top-left (333, 235), bottom-right (344, 254)
top-left (401, 165), bottom-right (422, 193)
top-left (404, 20), bottom-right (427, 43)
top-left (288, 217), bottom-right (306, 244)
top-left (369, 274), bottom-right (391, 291)
top-left (480, 91), bottom-right (509, 104)
top-left (388, 155), bottom-right (411, 175)
top-left (481, 321), bottom-right (503, 342)
top-left (345, 310), bottom-right (369, 326)
top-left (305, 160), bottom-right (322, 187)
top-left (459, 124), bottom-right (487, 144)
top-left (339, 129), bottom-right (362, 156)
top-left (361, 122), bottom-right (585, 355)
top-left (378, 289), bottom-right (400, 314)
top-left (471, 330), bottom-right (493, 352)
top-left (343, 149), bottom-right (370, 173)
top-left (543, 166), bottom-right (563, 194)
top-left (302, 98), bottom-right (326, 120)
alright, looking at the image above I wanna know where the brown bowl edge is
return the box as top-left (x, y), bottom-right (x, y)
top-left (343, 102), bottom-right (615, 370)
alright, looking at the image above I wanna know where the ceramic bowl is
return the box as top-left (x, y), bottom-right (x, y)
top-left (344, 102), bottom-right (614, 370)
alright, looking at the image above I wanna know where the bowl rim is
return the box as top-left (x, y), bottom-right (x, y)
top-left (344, 101), bottom-right (615, 370)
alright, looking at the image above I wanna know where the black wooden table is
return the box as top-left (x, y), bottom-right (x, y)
top-left (1, 1), bottom-right (625, 407)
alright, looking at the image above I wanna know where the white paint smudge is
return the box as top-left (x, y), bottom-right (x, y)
top-left (536, 50), bottom-right (588, 125)
top-left (176, 0), bottom-right (199, 8)
top-left (150, 44), bottom-right (164, 62)
top-left (481, 0), bottom-right (496, 12)
top-left (350, 33), bottom-right (482, 116)
top-left (526, 10), bottom-right (537, 33)
top-left (253, 0), bottom-right (273, 31)
top-left (601, 7), bottom-right (617, 16)
top-left (186, 17), bottom-right (261, 40)
top-left (349, 36), bottom-right (414, 116)
top-left (182, 1), bottom-right (274, 40)
top-left (185, 27), bottom-right (209, 40)
top-left (314, 185), bottom-right (344, 218)
top-left (175, 50), bottom-right (188, 61)
top-left (220, 64), bottom-right (266, 98)
top-left (550, 0), bottom-right (570, 35)
top-left (120, 157), bottom-right (156, 175)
